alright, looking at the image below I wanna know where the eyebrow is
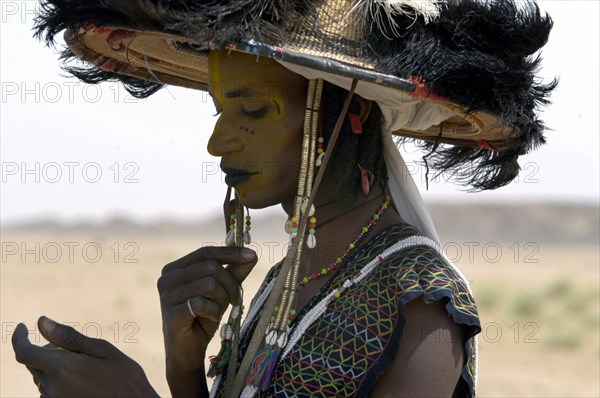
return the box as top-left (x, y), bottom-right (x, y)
top-left (224, 89), bottom-right (257, 99)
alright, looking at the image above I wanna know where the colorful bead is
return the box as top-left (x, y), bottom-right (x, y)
top-left (297, 196), bottom-right (390, 288)
top-left (243, 209), bottom-right (252, 244)
top-left (306, 215), bottom-right (317, 249)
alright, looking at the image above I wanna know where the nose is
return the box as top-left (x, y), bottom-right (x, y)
top-left (207, 117), bottom-right (244, 156)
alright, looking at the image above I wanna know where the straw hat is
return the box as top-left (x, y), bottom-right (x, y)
top-left (36, 0), bottom-right (556, 190)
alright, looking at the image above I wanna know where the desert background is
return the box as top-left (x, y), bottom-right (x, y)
top-left (1, 203), bottom-right (598, 397)
top-left (1, 2), bottom-right (598, 396)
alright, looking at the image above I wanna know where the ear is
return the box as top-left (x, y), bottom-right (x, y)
top-left (354, 95), bottom-right (372, 124)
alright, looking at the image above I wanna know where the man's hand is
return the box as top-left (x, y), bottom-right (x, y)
top-left (13, 316), bottom-right (159, 398)
top-left (157, 246), bottom-right (258, 397)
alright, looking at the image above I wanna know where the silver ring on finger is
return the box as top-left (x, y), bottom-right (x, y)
top-left (186, 297), bottom-right (198, 318)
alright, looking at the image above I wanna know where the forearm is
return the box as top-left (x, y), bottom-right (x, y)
top-left (167, 366), bottom-right (209, 398)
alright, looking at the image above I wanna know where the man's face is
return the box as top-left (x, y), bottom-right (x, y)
top-left (207, 50), bottom-right (307, 209)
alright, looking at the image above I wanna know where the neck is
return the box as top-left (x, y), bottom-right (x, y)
top-left (284, 184), bottom-right (404, 314)
top-left (282, 185), bottom-right (403, 274)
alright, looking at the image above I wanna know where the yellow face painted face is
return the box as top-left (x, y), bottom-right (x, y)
top-left (207, 50), bottom-right (307, 209)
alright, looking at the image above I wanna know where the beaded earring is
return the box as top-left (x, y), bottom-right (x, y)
top-left (316, 136), bottom-right (325, 166)
top-left (300, 103), bottom-right (326, 247)
top-left (226, 212), bottom-right (236, 246)
top-left (244, 208), bottom-right (252, 245)
top-left (225, 192), bottom-right (252, 246)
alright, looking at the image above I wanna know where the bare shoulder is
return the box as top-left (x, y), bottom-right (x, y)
top-left (369, 297), bottom-right (466, 398)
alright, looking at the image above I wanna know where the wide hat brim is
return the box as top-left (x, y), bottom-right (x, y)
top-left (66, 24), bottom-right (511, 150)
top-left (36, 0), bottom-right (556, 190)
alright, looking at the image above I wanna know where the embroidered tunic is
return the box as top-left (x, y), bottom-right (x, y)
top-left (212, 224), bottom-right (481, 397)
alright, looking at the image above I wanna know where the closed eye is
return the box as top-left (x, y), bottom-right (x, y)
top-left (241, 106), bottom-right (269, 118)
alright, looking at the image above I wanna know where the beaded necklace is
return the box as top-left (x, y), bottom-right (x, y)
top-left (297, 195), bottom-right (391, 288)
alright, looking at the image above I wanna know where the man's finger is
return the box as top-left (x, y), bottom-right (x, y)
top-left (159, 260), bottom-right (243, 306)
top-left (12, 324), bottom-right (52, 369)
top-left (185, 296), bottom-right (221, 323)
top-left (162, 246), bottom-right (258, 282)
top-left (37, 316), bottom-right (106, 356)
top-left (224, 251), bottom-right (258, 284)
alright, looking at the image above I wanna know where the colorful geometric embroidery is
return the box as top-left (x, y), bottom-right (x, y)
top-left (213, 224), bottom-right (481, 397)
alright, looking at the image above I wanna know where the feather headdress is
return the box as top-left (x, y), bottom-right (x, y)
top-left (34, 0), bottom-right (556, 190)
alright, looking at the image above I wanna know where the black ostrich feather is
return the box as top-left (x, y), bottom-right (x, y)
top-left (367, 0), bottom-right (557, 190)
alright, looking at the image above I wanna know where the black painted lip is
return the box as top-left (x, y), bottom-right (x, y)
top-left (221, 165), bottom-right (259, 187)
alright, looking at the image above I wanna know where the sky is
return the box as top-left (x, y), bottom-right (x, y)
top-left (1, 0), bottom-right (599, 225)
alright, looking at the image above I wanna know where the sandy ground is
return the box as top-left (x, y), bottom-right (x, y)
top-left (1, 231), bottom-right (598, 397)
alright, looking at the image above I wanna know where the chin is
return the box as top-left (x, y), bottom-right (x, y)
top-left (235, 188), bottom-right (280, 210)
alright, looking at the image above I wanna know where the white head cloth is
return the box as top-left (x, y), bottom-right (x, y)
top-left (278, 61), bottom-right (447, 243)
top-left (382, 129), bottom-right (439, 242)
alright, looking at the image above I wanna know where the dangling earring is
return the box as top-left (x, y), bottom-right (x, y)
top-left (316, 136), bottom-right (325, 167)
top-left (224, 187), bottom-right (236, 246)
top-left (315, 100), bottom-right (326, 165)
top-left (244, 208), bottom-right (252, 245)
top-left (224, 188), bottom-right (245, 247)
top-left (306, 216), bottom-right (317, 248)
top-left (226, 213), bottom-right (236, 246)
top-left (358, 163), bottom-right (375, 196)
